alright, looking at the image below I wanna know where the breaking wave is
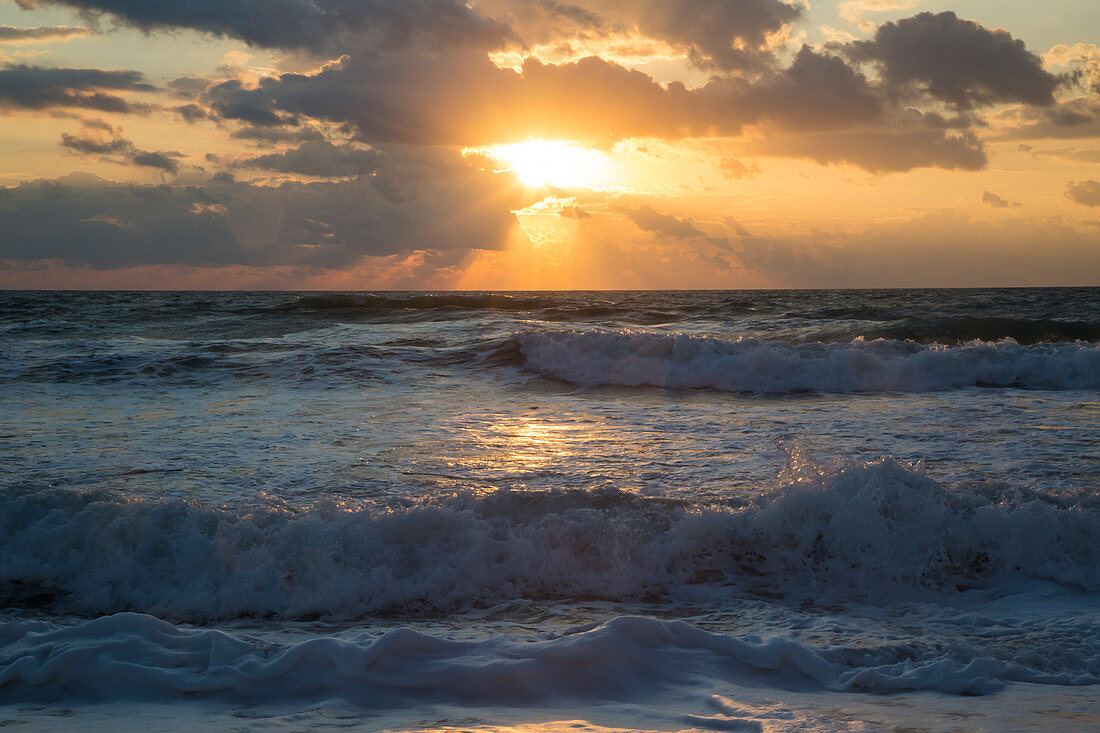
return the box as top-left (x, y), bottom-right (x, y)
top-left (515, 330), bottom-right (1100, 393)
top-left (2, 459), bottom-right (1096, 621)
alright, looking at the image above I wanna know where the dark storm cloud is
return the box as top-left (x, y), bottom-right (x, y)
top-left (981, 191), bottom-right (1020, 209)
top-left (0, 64), bottom-right (153, 112)
top-left (625, 205), bottom-right (704, 237)
top-left (846, 12), bottom-right (1062, 109)
top-left (0, 24), bottom-right (92, 42)
top-left (0, 148), bottom-right (530, 267)
top-left (234, 140), bottom-right (379, 178)
top-left (15, 0), bottom-right (510, 51)
top-left (1065, 180), bottom-right (1100, 207)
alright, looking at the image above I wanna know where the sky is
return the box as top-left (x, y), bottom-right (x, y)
top-left (0, 0), bottom-right (1097, 289)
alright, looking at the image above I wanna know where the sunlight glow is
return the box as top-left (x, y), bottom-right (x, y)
top-left (479, 139), bottom-right (614, 188)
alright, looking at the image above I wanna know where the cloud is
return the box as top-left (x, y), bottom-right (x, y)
top-left (200, 51), bottom-right (691, 145)
top-left (847, 12), bottom-right (1062, 109)
top-left (732, 45), bottom-right (882, 130)
top-left (729, 212), bottom-right (1100, 287)
top-left (981, 191), bottom-right (1020, 209)
top-left (752, 125), bottom-right (986, 173)
top-left (0, 64), bottom-right (153, 112)
top-left (994, 98), bottom-right (1100, 141)
top-left (605, 0), bottom-right (802, 71)
top-left (837, 1), bottom-right (919, 32)
top-left (130, 150), bottom-right (181, 174)
top-left (482, 0), bottom-right (802, 71)
top-left (59, 122), bottom-right (182, 174)
top-left (17, 0), bottom-right (801, 72)
top-left (625, 204), bottom-right (704, 237)
top-left (167, 75), bottom-right (212, 98)
top-left (229, 125), bottom-right (327, 146)
top-left (1065, 180), bottom-right (1100, 207)
top-left (0, 25), bottom-right (93, 43)
top-left (0, 148), bottom-right (530, 268)
top-left (195, 40), bottom-right (1000, 174)
top-left (15, 0), bottom-right (510, 51)
top-left (1029, 146), bottom-right (1100, 164)
top-left (720, 158), bottom-right (760, 180)
top-left (234, 140), bottom-right (379, 178)
top-left (203, 46), bottom-right (885, 146)
top-left (174, 103), bottom-right (209, 123)
top-left (60, 130), bottom-right (129, 155)
top-left (559, 205), bottom-right (590, 219)
top-left (723, 216), bottom-right (752, 237)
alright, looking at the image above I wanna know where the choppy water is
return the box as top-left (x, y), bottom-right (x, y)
top-left (2, 289), bottom-right (1099, 731)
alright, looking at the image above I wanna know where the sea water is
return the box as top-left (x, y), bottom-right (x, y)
top-left (1, 289), bottom-right (1098, 731)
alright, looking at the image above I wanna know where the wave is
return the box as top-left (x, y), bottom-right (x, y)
top-left (0, 610), bottom-right (1095, 709)
top-left (291, 293), bottom-right (761, 325)
top-left (12, 346), bottom-right (388, 385)
top-left (2, 459), bottom-right (1096, 621)
top-left (3, 332), bottom-right (497, 385)
top-left (866, 316), bottom-right (1100, 345)
top-left (514, 330), bottom-right (1100, 393)
top-left (294, 293), bottom-right (551, 313)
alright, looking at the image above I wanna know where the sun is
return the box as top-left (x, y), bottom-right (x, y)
top-left (480, 139), bottom-right (613, 188)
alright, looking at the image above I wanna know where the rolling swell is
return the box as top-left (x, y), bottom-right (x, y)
top-left (515, 330), bottom-right (1100, 393)
top-left (2, 459), bottom-right (1096, 621)
top-left (865, 316), bottom-right (1100, 345)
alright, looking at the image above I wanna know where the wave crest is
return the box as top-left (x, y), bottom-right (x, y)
top-left (515, 330), bottom-right (1100, 393)
top-left (2, 459), bottom-right (1096, 621)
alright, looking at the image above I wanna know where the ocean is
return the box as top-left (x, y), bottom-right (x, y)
top-left (1, 288), bottom-right (1098, 731)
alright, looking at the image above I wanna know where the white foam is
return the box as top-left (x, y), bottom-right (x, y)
top-left (1, 613), bottom-right (1095, 708)
top-left (514, 330), bottom-right (1100, 392)
top-left (1, 459), bottom-right (1097, 621)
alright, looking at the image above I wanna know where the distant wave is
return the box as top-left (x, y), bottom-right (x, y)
top-left (515, 330), bottom-right (1100, 393)
top-left (2, 459), bottom-right (1096, 621)
top-left (294, 293), bottom-right (551, 312)
top-left (290, 293), bottom-right (761, 325)
top-left (866, 316), bottom-right (1100, 345)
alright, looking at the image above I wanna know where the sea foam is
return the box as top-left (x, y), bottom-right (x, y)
top-left (514, 330), bottom-right (1100, 393)
top-left (2, 460), bottom-right (1096, 621)
top-left (1, 612), bottom-right (1095, 708)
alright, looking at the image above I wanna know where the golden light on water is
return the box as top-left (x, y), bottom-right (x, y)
top-left (476, 139), bottom-right (615, 188)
